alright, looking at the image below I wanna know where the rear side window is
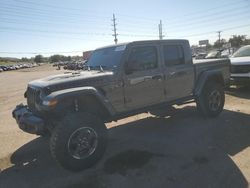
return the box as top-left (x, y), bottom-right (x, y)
top-left (163, 45), bottom-right (184, 66)
top-left (127, 46), bottom-right (158, 72)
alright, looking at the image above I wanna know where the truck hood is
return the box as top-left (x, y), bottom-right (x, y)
top-left (230, 56), bottom-right (250, 65)
top-left (28, 70), bottom-right (114, 92)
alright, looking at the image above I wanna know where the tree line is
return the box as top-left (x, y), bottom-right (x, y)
top-left (34, 54), bottom-right (72, 63)
top-left (207, 35), bottom-right (250, 49)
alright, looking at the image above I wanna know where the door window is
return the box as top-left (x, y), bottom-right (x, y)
top-left (163, 45), bottom-right (184, 66)
top-left (127, 46), bottom-right (158, 72)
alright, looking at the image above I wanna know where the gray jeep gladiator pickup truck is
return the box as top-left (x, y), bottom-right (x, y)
top-left (12, 40), bottom-right (230, 171)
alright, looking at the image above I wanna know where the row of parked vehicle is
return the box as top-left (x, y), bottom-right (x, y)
top-left (63, 61), bottom-right (86, 70)
top-left (0, 63), bottom-right (39, 72)
top-left (194, 49), bottom-right (233, 59)
top-left (192, 45), bottom-right (250, 87)
top-left (53, 61), bottom-right (87, 70)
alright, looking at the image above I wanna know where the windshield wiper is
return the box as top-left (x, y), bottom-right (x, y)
top-left (85, 65), bottom-right (109, 72)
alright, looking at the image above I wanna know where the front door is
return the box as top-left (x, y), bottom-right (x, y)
top-left (123, 45), bottom-right (165, 110)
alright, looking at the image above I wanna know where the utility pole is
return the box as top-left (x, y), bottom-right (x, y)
top-left (158, 20), bottom-right (164, 40)
top-left (217, 31), bottom-right (222, 47)
top-left (112, 14), bottom-right (118, 44)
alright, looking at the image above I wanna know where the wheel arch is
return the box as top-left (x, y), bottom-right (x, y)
top-left (194, 70), bottom-right (225, 97)
top-left (43, 86), bottom-right (115, 120)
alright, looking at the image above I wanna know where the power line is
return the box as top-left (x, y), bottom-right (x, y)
top-left (175, 24), bottom-right (250, 38)
top-left (164, 12), bottom-right (249, 32)
top-left (165, 7), bottom-right (250, 29)
top-left (0, 4), bottom-right (111, 22)
top-left (1, 29), bottom-right (249, 56)
top-left (0, 8), bottom-right (111, 25)
top-left (1, 1), bottom-right (247, 30)
top-left (1, 22), bottom-right (249, 40)
top-left (0, 26), bottom-right (156, 39)
top-left (119, 33), bottom-right (156, 38)
top-left (2, 7), bottom-right (248, 34)
top-left (12, 0), bottom-right (112, 16)
top-left (0, 18), bottom-right (111, 31)
top-left (2, 0), bottom-right (247, 28)
top-left (0, 50), bottom-right (83, 54)
top-left (0, 26), bottom-right (112, 36)
top-left (11, 0), bottom-right (247, 25)
top-left (0, 30), bottom-right (113, 42)
top-left (0, 11), bottom-right (248, 37)
top-left (111, 1), bottom-right (243, 24)
top-left (1, 3), bottom-right (157, 24)
top-left (0, 7), bottom-right (159, 31)
top-left (164, 0), bottom-right (247, 24)
top-left (2, 4), bottom-right (247, 29)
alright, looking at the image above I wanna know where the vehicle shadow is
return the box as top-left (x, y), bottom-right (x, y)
top-left (226, 86), bottom-right (250, 99)
top-left (0, 107), bottom-right (250, 188)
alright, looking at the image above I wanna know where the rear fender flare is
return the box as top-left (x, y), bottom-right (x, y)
top-left (194, 70), bottom-right (224, 97)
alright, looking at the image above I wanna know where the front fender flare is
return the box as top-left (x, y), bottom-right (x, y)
top-left (42, 86), bottom-right (115, 116)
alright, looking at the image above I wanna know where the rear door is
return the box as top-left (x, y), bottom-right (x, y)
top-left (123, 45), bottom-right (165, 110)
top-left (162, 44), bottom-right (195, 101)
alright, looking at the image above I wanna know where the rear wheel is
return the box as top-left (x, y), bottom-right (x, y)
top-left (50, 112), bottom-right (107, 171)
top-left (196, 82), bottom-right (225, 117)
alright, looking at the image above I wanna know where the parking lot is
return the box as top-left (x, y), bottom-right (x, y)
top-left (0, 64), bottom-right (250, 188)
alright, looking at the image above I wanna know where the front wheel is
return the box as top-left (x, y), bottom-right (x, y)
top-left (196, 82), bottom-right (225, 117)
top-left (50, 112), bottom-right (107, 171)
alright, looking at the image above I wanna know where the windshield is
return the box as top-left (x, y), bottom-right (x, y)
top-left (232, 45), bottom-right (250, 57)
top-left (87, 45), bottom-right (126, 70)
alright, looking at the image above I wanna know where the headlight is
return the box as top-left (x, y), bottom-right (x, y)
top-left (42, 99), bottom-right (58, 107)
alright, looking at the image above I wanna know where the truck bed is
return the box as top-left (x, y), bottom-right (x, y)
top-left (193, 58), bottom-right (231, 85)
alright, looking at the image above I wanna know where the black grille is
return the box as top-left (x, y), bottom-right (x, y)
top-left (27, 87), bottom-right (40, 111)
top-left (230, 64), bottom-right (250, 73)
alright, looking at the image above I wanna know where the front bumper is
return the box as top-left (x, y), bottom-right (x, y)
top-left (230, 77), bottom-right (250, 86)
top-left (12, 104), bottom-right (46, 135)
top-left (230, 73), bottom-right (250, 86)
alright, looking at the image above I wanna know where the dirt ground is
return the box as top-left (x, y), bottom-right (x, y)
top-left (0, 64), bottom-right (250, 188)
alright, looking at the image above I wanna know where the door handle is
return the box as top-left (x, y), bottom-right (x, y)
top-left (144, 76), bottom-right (153, 81)
top-left (152, 75), bottom-right (163, 80)
top-left (169, 72), bottom-right (176, 76)
top-left (169, 71), bottom-right (186, 77)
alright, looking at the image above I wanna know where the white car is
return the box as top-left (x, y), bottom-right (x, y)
top-left (230, 45), bottom-right (250, 86)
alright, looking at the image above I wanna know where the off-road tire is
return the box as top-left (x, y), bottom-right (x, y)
top-left (50, 112), bottom-right (107, 171)
top-left (196, 82), bottom-right (225, 117)
top-left (38, 129), bottom-right (50, 138)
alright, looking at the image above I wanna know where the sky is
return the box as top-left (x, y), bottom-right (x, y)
top-left (0, 0), bottom-right (250, 58)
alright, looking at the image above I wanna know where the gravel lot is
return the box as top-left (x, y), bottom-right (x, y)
top-left (0, 64), bottom-right (250, 188)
